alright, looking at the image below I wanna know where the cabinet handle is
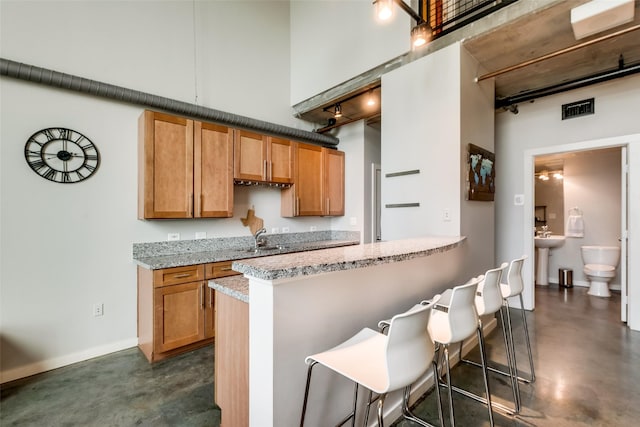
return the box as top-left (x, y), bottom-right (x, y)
top-left (201, 283), bottom-right (205, 309)
top-left (219, 267), bottom-right (232, 271)
top-left (199, 194), bottom-right (203, 215)
top-left (269, 161), bottom-right (273, 180)
top-left (173, 273), bottom-right (193, 279)
top-left (326, 198), bottom-right (330, 214)
top-left (189, 194), bottom-right (194, 216)
top-left (264, 160), bottom-right (268, 179)
top-left (296, 197), bottom-right (300, 216)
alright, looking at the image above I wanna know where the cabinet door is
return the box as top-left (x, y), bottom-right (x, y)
top-left (268, 137), bottom-right (293, 184)
top-left (138, 111), bottom-right (194, 219)
top-left (234, 130), bottom-right (267, 181)
top-left (154, 281), bottom-right (205, 353)
top-left (194, 122), bottom-right (234, 217)
top-left (295, 143), bottom-right (324, 216)
top-left (323, 149), bottom-right (345, 216)
top-left (204, 286), bottom-right (215, 339)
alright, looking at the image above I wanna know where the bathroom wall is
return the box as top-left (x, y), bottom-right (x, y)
top-left (535, 174), bottom-right (564, 235)
top-left (544, 148), bottom-right (622, 287)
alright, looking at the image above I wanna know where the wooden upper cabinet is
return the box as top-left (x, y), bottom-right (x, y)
top-left (234, 130), bottom-right (267, 182)
top-left (139, 110), bottom-right (233, 219)
top-left (324, 148), bottom-right (345, 216)
top-left (195, 122), bottom-right (234, 218)
top-left (139, 111), bottom-right (193, 219)
top-left (281, 143), bottom-right (345, 217)
top-left (234, 131), bottom-right (293, 184)
top-left (281, 142), bottom-right (324, 216)
top-left (268, 137), bottom-right (293, 184)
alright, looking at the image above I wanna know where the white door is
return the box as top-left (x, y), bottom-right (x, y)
top-left (621, 146), bottom-right (629, 322)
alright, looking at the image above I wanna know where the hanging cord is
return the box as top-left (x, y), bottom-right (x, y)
top-left (192, 0), bottom-right (199, 105)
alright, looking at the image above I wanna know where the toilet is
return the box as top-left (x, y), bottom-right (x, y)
top-left (581, 245), bottom-right (620, 297)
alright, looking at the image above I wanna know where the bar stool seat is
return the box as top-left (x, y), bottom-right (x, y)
top-left (500, 255), bottom-right (536, 385)
top-left (428, 278), bottom-right (495, 427)
top-left (300, 299), bottom-right (440, 427)
top-left (459, 263), bottom-right (521, 415)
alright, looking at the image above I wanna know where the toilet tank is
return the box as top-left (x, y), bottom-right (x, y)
top-left (581, 245), bottom-right (620, 266)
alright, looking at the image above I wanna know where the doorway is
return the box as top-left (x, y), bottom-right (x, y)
top-left (523, 137), bottom-right (630, 324)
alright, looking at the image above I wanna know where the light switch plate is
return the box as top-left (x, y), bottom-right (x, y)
top-left (514, 194), bottom-right (524, 206)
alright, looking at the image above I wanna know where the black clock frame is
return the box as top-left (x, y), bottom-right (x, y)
top-left (24, 127), bottom-right (100, 184)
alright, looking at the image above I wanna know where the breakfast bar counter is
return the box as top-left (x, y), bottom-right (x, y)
top-left (210, 235), bottom-right (468, 427)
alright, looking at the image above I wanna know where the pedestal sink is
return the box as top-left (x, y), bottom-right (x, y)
top-left (535, 235), bottom-right (566, 285)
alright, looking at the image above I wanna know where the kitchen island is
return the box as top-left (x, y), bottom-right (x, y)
top-left (210, 235), bottom-right (468, 427)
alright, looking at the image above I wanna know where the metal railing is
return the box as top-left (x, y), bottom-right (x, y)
top-left (429, 0), bottom-right (519, 38)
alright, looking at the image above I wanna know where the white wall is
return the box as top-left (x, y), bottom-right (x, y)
top-left (460, 45), bottom-right (495, 277)
top-left (0, 0), bottom-right (329, 382)
top-left (544, 149), bottom-right (622, 287)
top-left (495, 74), bottom-right (640, 330)
top-left (289, 0), bottom-right (410, 104)
top-left (381, 43), bottom-right (461, 241)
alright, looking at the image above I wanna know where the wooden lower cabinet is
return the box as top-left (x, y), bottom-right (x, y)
top-left (137, 261), bottom-right (239, 363)
top-left (214, 291), bottom-right (249, 427)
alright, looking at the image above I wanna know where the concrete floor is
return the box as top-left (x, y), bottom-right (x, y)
top-left (1, 286), bottom-right (639, 426)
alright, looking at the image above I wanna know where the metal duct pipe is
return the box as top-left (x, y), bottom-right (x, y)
top-left (0, 57), bottom-right (339, 147)
top-left (495, 61), bottom-right (640, 109)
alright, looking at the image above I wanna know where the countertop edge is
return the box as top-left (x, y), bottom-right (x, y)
top-left (232, 236), bottom-right (467, 281)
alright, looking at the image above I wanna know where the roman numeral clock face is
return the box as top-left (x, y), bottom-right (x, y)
top-left (24, 127), bottom-right (100, 183)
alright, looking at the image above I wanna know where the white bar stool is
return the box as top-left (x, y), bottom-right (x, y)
top-left (300, 299), bottom-right (440, 427)
top-left (500, 255), bottom-right (536, 385)
top-left (458, 263), bottom-right (521, 415)
top-left (427, 278), bottom-right (494, 427)
top-left (370, 301), bottom-right (445, 427)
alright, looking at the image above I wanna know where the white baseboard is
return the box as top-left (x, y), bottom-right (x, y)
top-left (372, 318), bottom-right (498, 426)
top-left (0, 338), bottom-right (138, 384)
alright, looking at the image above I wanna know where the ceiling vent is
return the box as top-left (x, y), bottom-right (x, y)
top-left (562, 98), bottom-right (595, 120)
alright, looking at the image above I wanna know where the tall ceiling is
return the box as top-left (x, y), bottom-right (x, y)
top-left (296, 0), bottom-right (640, 132)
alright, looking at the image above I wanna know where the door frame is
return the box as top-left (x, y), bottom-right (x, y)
top-left (522, 134), bottom-right (634, 326)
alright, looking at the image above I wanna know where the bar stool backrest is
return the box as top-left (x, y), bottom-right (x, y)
top-left (475, 262), bottom-right (509, 316)
top-left (385, 298), bottom-right (438, 391)
top-left (429, 278), bottom-right (480, 345)
top-left (502, 256), bottom-right (527, 298)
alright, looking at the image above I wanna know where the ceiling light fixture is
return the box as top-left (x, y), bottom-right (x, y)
top-left (374, 0), bottom-right (394, 21)
top-left (366, 90), bottom-right (376, 107)
top-left (334, 103), bottom-right (342, 118)
top-left (411, 21), bottom-right (432, 48)
top-left (373, 0), bottom-right (432, 50)
top-left (571, 0), bottom-right (635, 40)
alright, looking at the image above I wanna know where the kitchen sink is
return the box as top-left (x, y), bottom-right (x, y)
top-left (245, 245), bottom-right (288, 253)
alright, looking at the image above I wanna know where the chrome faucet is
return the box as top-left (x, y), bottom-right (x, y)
top-left (254, 228), bottom-right (267, 249)
top-left (540, 225), bottom-right (551, 238)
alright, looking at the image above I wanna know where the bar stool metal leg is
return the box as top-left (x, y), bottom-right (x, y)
top-left (519, 293), bottom-right (536, 382)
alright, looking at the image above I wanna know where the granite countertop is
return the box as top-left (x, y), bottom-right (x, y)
top-left (133, 232), bottom-right (360, 270)
top-left (232, 235), bottom-right (466, 281)
top-left (209, 276), bottom-right (249, 303)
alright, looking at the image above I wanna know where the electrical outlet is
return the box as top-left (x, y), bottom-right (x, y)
top-left (443, 209), bottom-right (451, 222)
top-left (167, 233), bottom-right (180, 241)
top-left (93, 303), bottom-right (104, 317)
top-left (282, 227), bottom-right (290, 233)
top-left (271, 227), bottom-right (280, 234)
top-left (195, 231), bottom-right (207, 240)
top-left (349, 217), bottom-right (357, 226)
top-left (310, 226), bottom-right (317, 232)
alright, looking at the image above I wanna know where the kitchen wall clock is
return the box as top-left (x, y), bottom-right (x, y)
top-left (24, 127), bottom-right (100, 183)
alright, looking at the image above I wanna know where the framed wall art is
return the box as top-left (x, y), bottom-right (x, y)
top-left (468, 144), bottom-right (495, 201)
